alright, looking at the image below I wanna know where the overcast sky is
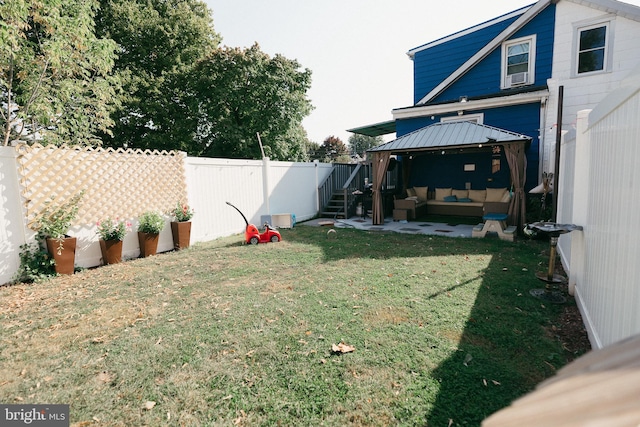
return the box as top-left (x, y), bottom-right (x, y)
top-left (204, 0), bottom-right (640, 145)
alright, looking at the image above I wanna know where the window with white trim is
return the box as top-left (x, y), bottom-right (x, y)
top-left (440, 113), bottom-right (484, 124)
top-left (501, 35), bottom-right (536, 89)
top-left (576, 23), bottom-right (609, 75)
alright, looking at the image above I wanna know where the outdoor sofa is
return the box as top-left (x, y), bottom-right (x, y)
top-left (394, 187), bottom-right (511, 220)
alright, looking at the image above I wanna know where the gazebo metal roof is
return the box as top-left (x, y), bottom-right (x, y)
top-left (368, 121), bottom-right (530, 154)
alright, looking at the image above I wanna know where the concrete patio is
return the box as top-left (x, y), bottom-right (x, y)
top-left (300, 217), bottom-right (475, 238)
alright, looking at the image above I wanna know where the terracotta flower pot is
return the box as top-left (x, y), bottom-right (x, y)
top-left (171, 221), bottom-right (191, 250)
top-left (138, 232), bottom-right (160, 257)
top-left (100, 239), bottom-right (123, 265)
top-left (46, 236), bottom-right (77, 275)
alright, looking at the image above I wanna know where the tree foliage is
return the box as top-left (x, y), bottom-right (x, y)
top-left (2, 0), bottom-right (316, 158)
top-left (317, 135), bottom-right (349, 163)
top-left (190, 44), bottom-right (313, 160)
top-left (1, 0), bottom-right (119, 146)
top-left (94, 0), bottom-right (220, 152)
top-left (348, 133), bottom-right (384, 158)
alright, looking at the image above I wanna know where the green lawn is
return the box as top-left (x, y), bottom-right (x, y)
top-left (0, 226), bottom-right (579, 426)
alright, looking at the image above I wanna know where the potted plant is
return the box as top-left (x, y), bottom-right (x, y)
top-left (137, 211), bottom-right (165, 257)
top-left (169, 202), bottom-right (194, 250)
top-left (31, 192), bottom-right (84, 275)
top-left (97, 218), bottom-right (131, 265)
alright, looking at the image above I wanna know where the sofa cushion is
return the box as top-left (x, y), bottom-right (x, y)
top-left (486, 187), bottom-right (508, 202)
top-left (435, 187), bottom-right (452, 201)
top-left (452, 189), bottom-right (468, 199)
top-left (406, 188), bottom-right (416, 198)
top-left (414, 186), bottom-right (428, 202)
top-left (468, 189), bottom-right (486, 202)
top-left (500, 190), bottom-right (512, 203)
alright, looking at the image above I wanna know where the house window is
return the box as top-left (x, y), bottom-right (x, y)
top-left (572, 17), bottom-right (615, 77)
top-left (577, 24), bottom-right (608, 74)
top-left (441, 113), bottom-right (484, 124)
top-left (501, 35), bottom-right (536, 89)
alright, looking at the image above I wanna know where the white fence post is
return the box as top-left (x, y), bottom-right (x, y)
top-left (567, 110), bottom-right (591, 297)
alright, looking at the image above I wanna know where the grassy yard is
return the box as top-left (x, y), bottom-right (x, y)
top-left (0, 225), bottom-right (581, 426)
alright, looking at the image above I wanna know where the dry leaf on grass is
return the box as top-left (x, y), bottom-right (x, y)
top-left (144, 401), bottom-right (156, 410)
top-left (97, 371), bottom-right (113, 384)
top-left (331, 342), bottom-right (355, 354)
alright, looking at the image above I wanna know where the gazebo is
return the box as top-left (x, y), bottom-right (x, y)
top-left (367, 121), bottom-right (531, 229)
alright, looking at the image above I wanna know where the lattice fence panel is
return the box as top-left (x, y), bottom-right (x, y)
top-left (16, 144), bottom-right (188, 227)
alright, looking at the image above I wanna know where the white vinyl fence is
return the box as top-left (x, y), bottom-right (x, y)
top-left (184, 157), bottom-right (332, 243)
top-left (557, 67), bottom-right (640, 349)
top-left (0, 149), bottom-right (332, 286)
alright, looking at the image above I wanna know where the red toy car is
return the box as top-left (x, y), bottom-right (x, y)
top-left (226, 202), bottom-right (281, 245)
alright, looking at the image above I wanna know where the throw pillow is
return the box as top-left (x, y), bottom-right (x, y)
top-left (435, 187), bottom-right (452, 201)
top-left (444, 195), bottom-right (458, 202)
top-left (486, 187), bottom-right (507, 202)
top-left (500, 190), bottom-right (512, 203)
top-left (458, 197), bottom-right (473, 203)
top-left (468, 189), bottom-right (486, 202)
top-left (407, 188), bottom-right (416, 198)
top-left (414, 186), bottom-right (428, 202)
top-left (452, 189), bottom-right (468, 199)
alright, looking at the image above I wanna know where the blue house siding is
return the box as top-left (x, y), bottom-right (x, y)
top-left (412, 13), bottom-right (523, 104)
top-left (398, 102), bottom-right (541, 191)
top-left (432, 4), bottom-right (555, 103)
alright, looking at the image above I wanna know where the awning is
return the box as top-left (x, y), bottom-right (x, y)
top-left (347, 120), bottom-right (396, 137)
top-left (368, 121), bottom-right (530, 154)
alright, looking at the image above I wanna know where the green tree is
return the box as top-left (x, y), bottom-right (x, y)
top-left (348, 133), bottom-right (384, 158)
top-left (1, 0), bottom-right (119, 146)
top-left (94, 0), bottom-right (220, 151)
top-left (305, 140), bottom-right (323, 161)
top-left (318, 135), bottom-right (349, 163)
top-left (190, 44), bottom-right (313, 160)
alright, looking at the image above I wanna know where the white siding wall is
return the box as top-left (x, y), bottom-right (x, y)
top-left (541, 1), bottom-right (640, 173)
top-left (0, 153), bottom-right (333, 285)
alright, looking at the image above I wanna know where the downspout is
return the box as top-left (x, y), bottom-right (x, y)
top-left (539, 95), bottom-right (548, 180)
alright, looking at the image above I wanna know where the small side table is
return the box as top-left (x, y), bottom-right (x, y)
top-left (472, 213), bottom-right (516, 241)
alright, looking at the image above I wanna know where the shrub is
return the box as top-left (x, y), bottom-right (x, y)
top-left (137, 211), bottom-right (165, 234)
top-left (97, 218), bottom-right (131, 241)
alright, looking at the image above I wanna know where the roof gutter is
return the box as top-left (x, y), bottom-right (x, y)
top-left (393, 89), bottom-right (549, 120)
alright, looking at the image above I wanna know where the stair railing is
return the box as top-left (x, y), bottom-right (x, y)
top-left (318, 162), bottom-right (371, 218)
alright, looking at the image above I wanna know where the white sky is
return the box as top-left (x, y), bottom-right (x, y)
top-left (204, 0), bottom-right (640, 145)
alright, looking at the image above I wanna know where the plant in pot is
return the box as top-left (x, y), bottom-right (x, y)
top-left (169, 202), bottom-right (194, 250)
top-left (31, 191), bottom-right (84, 275)
top-left (97, 218), bottom-right (131, 265)
top-left (137, 211), bottom-right (165, 257)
